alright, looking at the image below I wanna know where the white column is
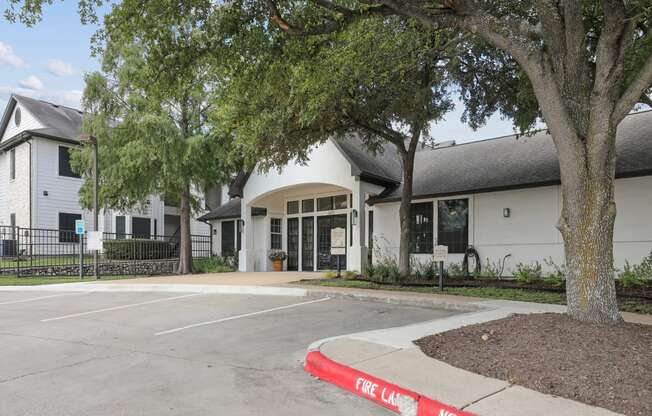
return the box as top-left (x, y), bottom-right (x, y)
top-left (239, 202), bottom-right (254, 271)
top-left (348, 178), bottom-right (367, 272)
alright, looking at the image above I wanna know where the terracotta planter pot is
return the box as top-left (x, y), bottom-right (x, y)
top-left (272, 260), bottom-right (283, 272)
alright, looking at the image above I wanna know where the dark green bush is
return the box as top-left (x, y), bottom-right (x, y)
top-left (193, 257), bottom-right (235, 273)
top-left (619, 253), bottom-right (652, 287)
top-left (513, 261), bottom-right (543, 284)
top-left (104, 239), bottom-right (173, 260)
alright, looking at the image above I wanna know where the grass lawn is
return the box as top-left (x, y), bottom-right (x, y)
top-left (296, 278), bottom-right (652, 315)
top-left (0, 275), bottom-right (147, 286)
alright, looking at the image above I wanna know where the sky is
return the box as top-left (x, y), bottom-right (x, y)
top-left (0, 2), bottom-right (519, 143)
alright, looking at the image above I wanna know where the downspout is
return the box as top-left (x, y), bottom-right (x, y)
top-left (28, 138), bottom-right (32, 229)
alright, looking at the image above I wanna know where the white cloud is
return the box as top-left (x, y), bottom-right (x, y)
top-left (46, 59), bottom-right (75, 76)
top-left (0, 41), bottom-right (26, 68)
top-left (19, 75), bottom-right (44, 91)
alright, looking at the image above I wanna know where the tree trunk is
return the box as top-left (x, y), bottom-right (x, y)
top-left (398, 141), bottom-right (417, 279)
top-left (177, 183), bottom-right (193, 275)
top-left (557, 132), bottom-right (622, 324)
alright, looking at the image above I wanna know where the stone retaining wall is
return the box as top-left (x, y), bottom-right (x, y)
top-left (4, 260), bottom-right (179, 277)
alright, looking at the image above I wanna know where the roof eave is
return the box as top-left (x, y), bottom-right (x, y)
top-left (369, 168), bottom-right (652, 205)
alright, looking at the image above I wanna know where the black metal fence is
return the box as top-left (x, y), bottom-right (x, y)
top-left (0, 225), bottom-right (211, 277)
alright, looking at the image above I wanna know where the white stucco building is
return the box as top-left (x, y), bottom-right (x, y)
top-left (201, 110), bottom-right (652, 275)
top-left (0, 94), bottom-right (211, 240)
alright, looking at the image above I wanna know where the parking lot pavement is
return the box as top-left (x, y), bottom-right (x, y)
top-left (0, 290), bottom-right (459, 416)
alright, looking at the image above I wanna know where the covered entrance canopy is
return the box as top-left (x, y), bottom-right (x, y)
top-left (242, 183), bottom-right (357, 272)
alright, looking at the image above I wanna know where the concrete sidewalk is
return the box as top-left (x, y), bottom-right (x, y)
top-left (97, 271), bottom-right (323, 286)
top-left (307, 298), bottom-right (627, 416)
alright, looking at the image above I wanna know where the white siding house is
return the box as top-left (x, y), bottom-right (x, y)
top-left (0, 94), bottom-right (210, 242)
top-left (201, 110), bottom-right (652, 275)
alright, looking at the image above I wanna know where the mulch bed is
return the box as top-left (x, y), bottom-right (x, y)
top-left (358, 276), bottom-right (652, 299)
top-left (414, 313), bottom-right (651, 416)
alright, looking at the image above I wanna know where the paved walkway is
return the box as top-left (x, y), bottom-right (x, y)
top-left (96, 271), bottom-right (324, 286)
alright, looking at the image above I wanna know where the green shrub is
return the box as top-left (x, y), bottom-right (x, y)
top-left (619, 253), bottom-right (652, 287)
top-left (104, 239), bottom-right (173, 260)
top-left (446, 262), bottom-right (463, 278)
top-left (372, 255), bottom-right (400, 283)
top-left (343, 270), bottom-right (358, 279)
top-left (323, 270), bottom-right (338, 279)
top-left (193, 257), bottom-right (235, 273)
top-left (365, 261), bottom-right (375, 279)
top-left (411, 256), bottom-right (438, 280)
top-left (513, 261), bottom-right (543, 284)
top-left (473, 258), bottom-right (502, 279)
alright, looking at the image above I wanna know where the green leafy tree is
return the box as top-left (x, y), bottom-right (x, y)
top-left (76, 0), bottom-right (233, 274)
top-left (9, 1), bottom-right (652, 322)
top-left (261, 0), bottom-right (652, 324)
top-left (218, 14), bottom-right (454, 277)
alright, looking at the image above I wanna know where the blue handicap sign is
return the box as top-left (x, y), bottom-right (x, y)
top-left (75, 219), bottom-right (85, 235)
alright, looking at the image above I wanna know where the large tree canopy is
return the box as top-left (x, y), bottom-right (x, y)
top-left (217, 12), bottom-right (457, 275)
top-left (75, 0), bottom-right (236, 273)
top-left (258, 0), bottom-right (652, 324)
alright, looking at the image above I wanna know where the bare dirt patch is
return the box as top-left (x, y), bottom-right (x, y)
top-left (414, 313), bottom-right (651, 416)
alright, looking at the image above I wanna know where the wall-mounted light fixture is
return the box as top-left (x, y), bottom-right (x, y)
top-left (503, 208), bottom-right (511, 218)
top-left (351, 209), bottom-right (358, 225)
top-left (43, 191), bottom-right (49, 196)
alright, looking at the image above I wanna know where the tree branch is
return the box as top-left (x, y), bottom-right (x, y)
top-left (614, 51), bottom-right (652, 124)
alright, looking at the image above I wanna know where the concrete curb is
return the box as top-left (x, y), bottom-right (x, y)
top-left (305, 289), bottom-right (485, 313)
top-left (0, 283), bottom-right (309, 297)
top-left (304, 350), bottom-right (475, 416)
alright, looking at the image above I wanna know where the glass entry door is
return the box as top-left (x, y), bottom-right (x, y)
top-left (287, 218), bottom-right (299, 271)
top-left (301, 217), bottom-right (314, 271)
top-left (317, 215), bottom-right (347, 270)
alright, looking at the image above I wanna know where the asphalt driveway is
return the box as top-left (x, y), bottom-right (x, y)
top-left (0, 290), bottom-right (458, 415)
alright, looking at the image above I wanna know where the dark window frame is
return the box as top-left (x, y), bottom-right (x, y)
top-left (58, 146), bottom-right (81, 179)
top-left (410, 202), bottom-right (434, 254)
top-left (132, 217), bottom-right (151, 239)
top-left (221, 220), bottom-right (236, 256)
top-left (115, 216), bottom-right (126, 239)
top-left (437, 198), bottom-right (469, 254)
top-left (59, 212), bottom-right (82, 243)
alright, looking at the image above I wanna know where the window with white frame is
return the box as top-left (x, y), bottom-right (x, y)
top-left (270, 218), bottom-right (282, 250)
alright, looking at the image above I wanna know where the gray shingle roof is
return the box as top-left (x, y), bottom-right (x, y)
top-left (197, 197), bottom-right (242, 221)
top-left (13, 94), bottom-right (84, 140)
top-left (333, 135), bottom-right (403, 185)
top-left (372, 110), bottom-right (652, 203)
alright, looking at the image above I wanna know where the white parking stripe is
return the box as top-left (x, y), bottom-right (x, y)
top-left (41, 293), bottom-right (203, 322)
top-left (155, 297), bottom-right (331, 336)
top-left (0, 292), bottom-right (88, 306)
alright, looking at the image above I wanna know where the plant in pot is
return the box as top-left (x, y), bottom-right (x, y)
top-left (268, 250), bottom-right (287, 272)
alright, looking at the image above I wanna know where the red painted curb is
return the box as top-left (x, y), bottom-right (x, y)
top-left (305, 350), bottom-right (475, 416)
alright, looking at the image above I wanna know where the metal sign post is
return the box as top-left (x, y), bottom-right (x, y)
top-left (330, 227), bottom-right (346, 278)
top-left (75, 220), bottom-right (85, 280)
top-left (433, 245), bottom-right (448, 291)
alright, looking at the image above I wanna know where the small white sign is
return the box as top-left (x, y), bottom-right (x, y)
top-left (87, 231), bottom-right (103, 251)
top-left (433, 245), bottom-right (448, 262)
top-left (331, 227), bottom-right (346, 255)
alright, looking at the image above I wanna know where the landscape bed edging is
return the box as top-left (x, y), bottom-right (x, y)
top-left (304, 350), bottom-right (475, 416)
